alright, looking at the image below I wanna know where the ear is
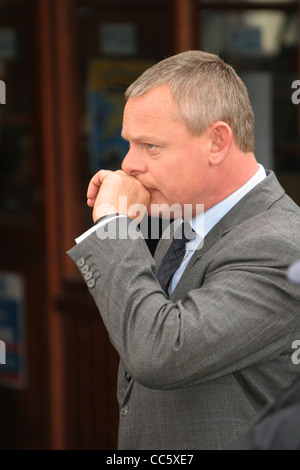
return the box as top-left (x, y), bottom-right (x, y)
top-left (208, 121), bottom-right (233, 165)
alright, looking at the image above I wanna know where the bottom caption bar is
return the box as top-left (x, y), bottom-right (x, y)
top-left (98, 451), bottom-right (222, 467)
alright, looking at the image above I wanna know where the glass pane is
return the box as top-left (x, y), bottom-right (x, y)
top-left (0, 1), bottom-right (33, 218)
top-left (76, 0), bottom-right (171, 178)
top-left (199, 8), bottom-right (299, 172)
top-left (201, 8), bottom-right (298, 58)
top-left (76, 0), bottom-right (172, 246)
top-left (200, 0), bottom-right (297, 4)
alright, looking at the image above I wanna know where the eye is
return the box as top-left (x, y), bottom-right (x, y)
top-left (145, 143), bottom-right (158, 152)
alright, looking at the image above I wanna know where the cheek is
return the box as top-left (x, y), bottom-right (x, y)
top-left (150, 160), bottom-right (199, 202)
top-left (155, 167), bottom-right (182, 192)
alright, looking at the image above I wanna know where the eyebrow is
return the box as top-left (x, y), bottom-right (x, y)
top-left (121, 131), bottom-right (165, 146)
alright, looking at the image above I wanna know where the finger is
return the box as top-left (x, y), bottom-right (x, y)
top-left (86, 169), bottom-right (113, 200)
top-left (87, 197), bottom-right (96, 207)
top-left (115, 169), bottom-right (127, 176)
top-left (87, 180), bottom-right (100, 201)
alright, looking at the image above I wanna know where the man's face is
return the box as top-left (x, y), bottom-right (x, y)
top-left (121, 86), bottom-right (212, 218)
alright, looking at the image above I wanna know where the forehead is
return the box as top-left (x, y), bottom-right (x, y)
top-left (122, 86), bottom-right (178, 133)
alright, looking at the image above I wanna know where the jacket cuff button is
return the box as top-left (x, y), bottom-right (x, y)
top-left (76, 258), bottom-right (85, 268)
top-left (87, 279), bottom-right (95, 288)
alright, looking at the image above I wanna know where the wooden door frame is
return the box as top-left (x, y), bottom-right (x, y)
top-left (35, 0), bottom-right (83, 449)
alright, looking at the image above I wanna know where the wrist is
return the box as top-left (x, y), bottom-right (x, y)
top-left (94, 213), bottom-right (120, 225)
top-left (93, 202), bottom-right (120, 223)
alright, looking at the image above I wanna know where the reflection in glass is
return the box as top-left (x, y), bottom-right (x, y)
top-left (201, 9), bottom-right (298, 58)
top-left (200, 0), bottom-right (297, 4)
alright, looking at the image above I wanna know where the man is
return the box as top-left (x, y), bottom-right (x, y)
top-left (67, 51), bottom-right (300, 450)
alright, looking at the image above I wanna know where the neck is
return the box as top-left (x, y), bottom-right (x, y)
top-left (204, 151), bottom-right (259, 211)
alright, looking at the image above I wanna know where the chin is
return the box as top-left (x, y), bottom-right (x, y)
top-left (148, 200), bottom-right (184, 220)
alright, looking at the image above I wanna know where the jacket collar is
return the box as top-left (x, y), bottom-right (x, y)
top-left (188, 170), bottom-right (284, 263)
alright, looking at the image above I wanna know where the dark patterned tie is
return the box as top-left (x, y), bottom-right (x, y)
top-left (157, 222), bottom-right (195, 294)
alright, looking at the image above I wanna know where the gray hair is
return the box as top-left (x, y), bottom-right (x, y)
top-left (125, 50), bottom-right (255, 153)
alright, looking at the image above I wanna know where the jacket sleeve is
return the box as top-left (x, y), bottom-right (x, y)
top-left (67, 216), bottom-right (300, 390)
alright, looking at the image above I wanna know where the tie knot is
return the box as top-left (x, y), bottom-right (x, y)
top-left (156, 221), bottom-right (196, 294)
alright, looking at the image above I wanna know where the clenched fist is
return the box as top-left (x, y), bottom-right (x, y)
top-left (87, 169), bottom-right (151, 223)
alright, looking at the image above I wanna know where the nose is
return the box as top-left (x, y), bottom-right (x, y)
top-left (121, 147), bottom-right (147, 175)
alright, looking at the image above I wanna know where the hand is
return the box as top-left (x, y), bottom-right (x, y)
top-left (87, 169), bottom-right (151, 223)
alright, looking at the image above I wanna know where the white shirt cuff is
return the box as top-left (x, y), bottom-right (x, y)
top-left (75, 214), bottom-right (128, 244)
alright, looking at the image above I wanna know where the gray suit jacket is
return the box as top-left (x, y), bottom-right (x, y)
top-left (67, 171), bottom-right (300, 450)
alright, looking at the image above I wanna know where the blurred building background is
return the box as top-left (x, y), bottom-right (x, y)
top-left (0, 0), bottom-right (299, 450)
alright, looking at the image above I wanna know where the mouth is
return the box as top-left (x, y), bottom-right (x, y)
top-left (145, 186), bottom-right (156, 194)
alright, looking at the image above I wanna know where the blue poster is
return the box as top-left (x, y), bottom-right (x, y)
top-left (87, 59), bottom-right (153, 174)
top-left (0, 272), bottom-right (26, 388)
